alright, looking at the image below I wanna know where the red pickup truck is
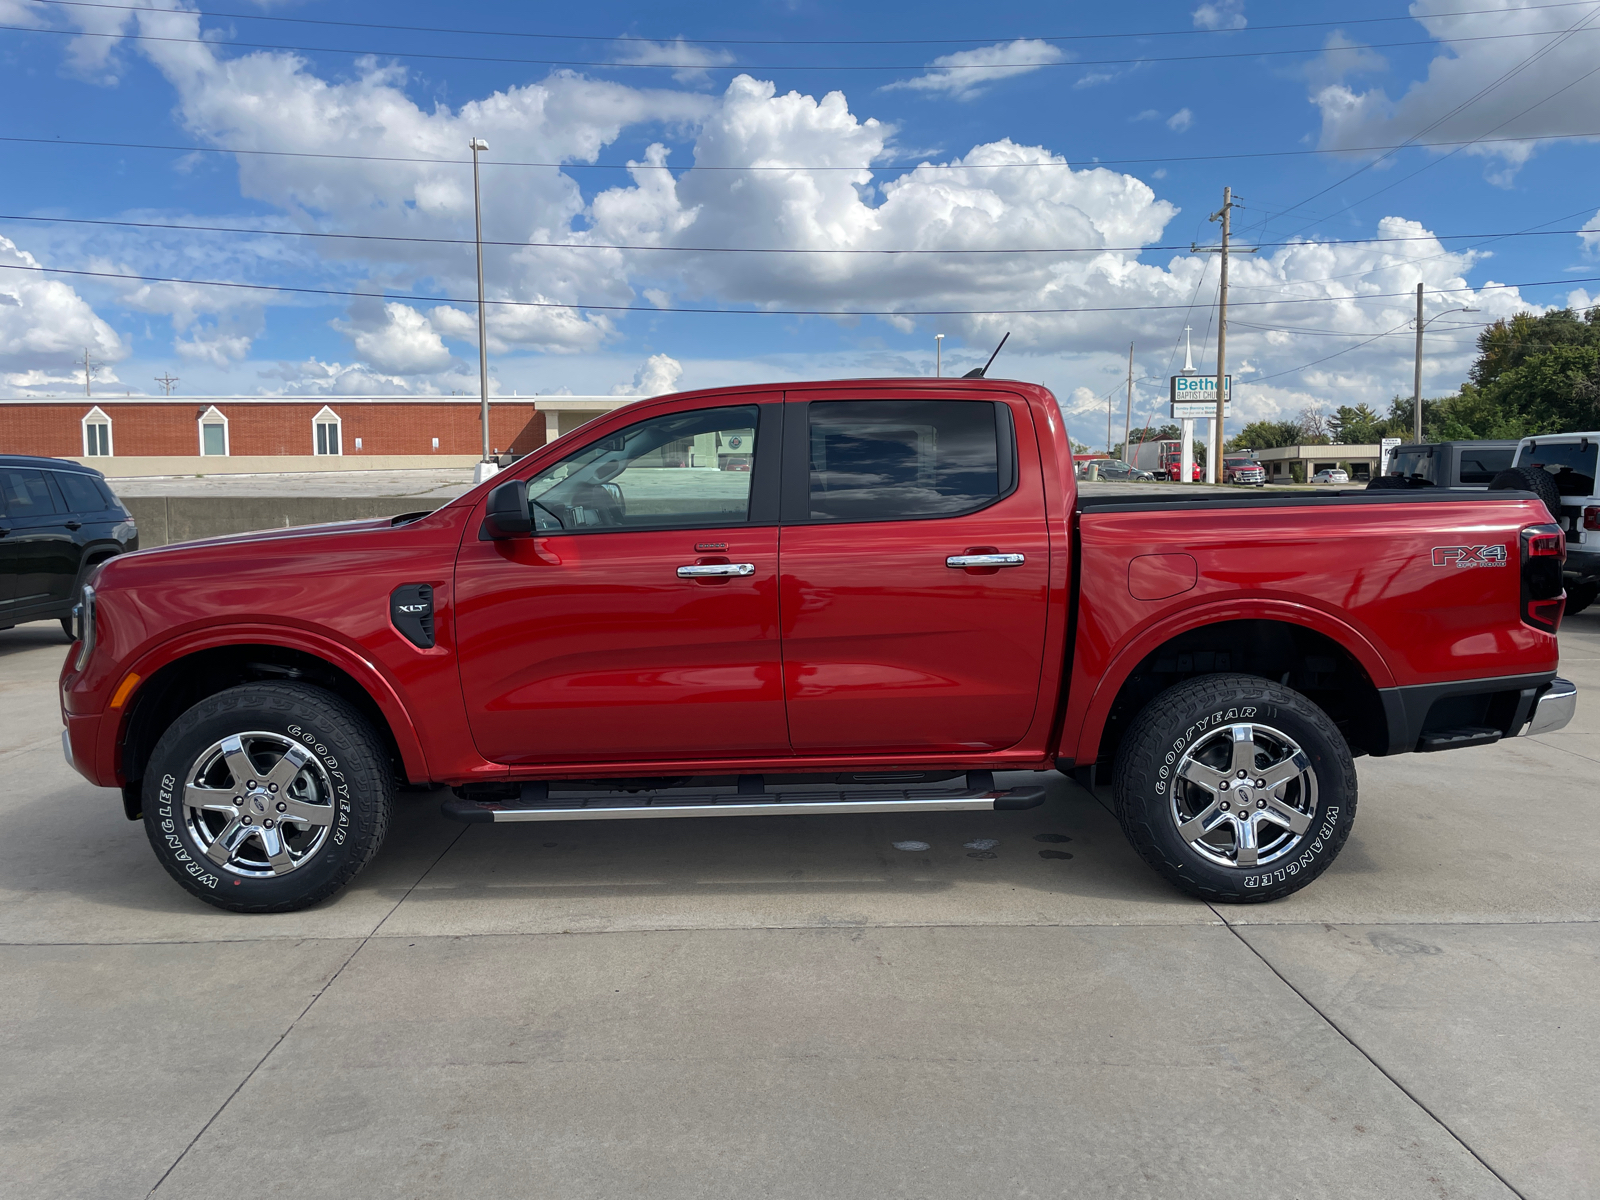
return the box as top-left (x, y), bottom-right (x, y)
top-left (59, 379), bottom-right (1576, 913)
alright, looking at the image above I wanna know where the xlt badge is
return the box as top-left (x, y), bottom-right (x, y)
top-left (390, 583), bottom-right (436, 648)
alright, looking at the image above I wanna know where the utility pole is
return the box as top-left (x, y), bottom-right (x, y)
top-left (81, 348), bottom-right (99, 397)
top-left (935, 333), bottom-right (944, 378)
top-left (470, 137), bottom-right (496, 484)
top-left (1123, 342), bottom-right (1134, 459)
top-left (1191, 187), bottom-right (1256, 483)
top-left (154, 372), bottom-right (179, 396)
top-left (1413, 282), bottom-right (1425, 444)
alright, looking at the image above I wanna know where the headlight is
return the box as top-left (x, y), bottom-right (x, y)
top-left (73, 585), bottom-right (96, 671)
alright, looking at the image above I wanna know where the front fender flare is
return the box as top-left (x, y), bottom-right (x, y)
top-left (114, 623), bottom-right (430, 784)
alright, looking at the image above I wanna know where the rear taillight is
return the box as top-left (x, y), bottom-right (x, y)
top-left (1520, 523), bottom-right (1566, 633)
top-left (1585, 506), bottom-right (1600, 532)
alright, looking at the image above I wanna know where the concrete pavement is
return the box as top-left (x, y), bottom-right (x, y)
top-left (1, 616), bottom-right (1596, 1198)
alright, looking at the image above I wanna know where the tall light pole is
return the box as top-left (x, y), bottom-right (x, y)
top-left (1412, 284), bottom-right (1480, 443)
top-left (935, 333), bottom-right (944, 378)
top-left (1124, 342), bottom-right (1134, 460)
top-left (470, 137), bottom-right (496, 484)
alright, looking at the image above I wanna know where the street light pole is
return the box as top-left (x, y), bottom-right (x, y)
top-left (935, 333), bottom-right (944, 378)
top-left (1413, 283), bottom-right (1424, 444)
top-left (1412, 288), bottom-right (1480, 444)
top-left (470, 137), bottom-right (496, 484)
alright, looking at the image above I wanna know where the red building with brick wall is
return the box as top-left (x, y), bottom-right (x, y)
top-left (0, 397), bottom-right (550, 461)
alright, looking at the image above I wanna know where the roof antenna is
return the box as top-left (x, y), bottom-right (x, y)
top-left (963, 331), bottom-right (1010, 378)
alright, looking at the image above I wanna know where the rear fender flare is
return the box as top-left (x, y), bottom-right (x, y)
top-left (116, 623), bottom-right (430, 782)
top-left (1068, 599), bottom-right (1395, 764)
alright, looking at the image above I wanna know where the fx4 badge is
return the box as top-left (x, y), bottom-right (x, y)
top-left (1432, 544), bottom-right (1508, 568)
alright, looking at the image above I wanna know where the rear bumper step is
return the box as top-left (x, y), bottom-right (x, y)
top-left (442, 782), bottom-right (1047, 824)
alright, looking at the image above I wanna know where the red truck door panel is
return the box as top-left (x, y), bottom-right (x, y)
top-left (777, 395), bottom-right (1051, 754)
top-left (455, 402), bottom-right (788, 765)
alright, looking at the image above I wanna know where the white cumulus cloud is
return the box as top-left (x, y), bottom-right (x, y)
top-left (612, 353), bottom-right (684, 396)
top-left (1313, 0), bottom-right (1600, 178)
top-left (882, 40), bottom-right (1066, 101)
top-left (0, 236), bottom-right (124, 379)
top-left (334, 302), bottom-right (455, 374)
top-left (612, 36), bottom-right (736, 85)
top-left (1193, 1), bottom-right (1247, 31)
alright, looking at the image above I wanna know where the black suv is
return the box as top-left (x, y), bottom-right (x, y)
top-left (0, 455), bottom-right (137, 636)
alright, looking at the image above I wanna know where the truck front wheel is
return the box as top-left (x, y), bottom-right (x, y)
top-left (1112, 674), bottom-right (1356, 903)
top-left (141, 682), bottom-right (393, 913)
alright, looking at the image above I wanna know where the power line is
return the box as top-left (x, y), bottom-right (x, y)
top-left (7, 19), bottom-right (1598, 73)
top-left (5, 131), bottom-right (1598, 172)
top-left (6, 210), bottom-right (1600, 256)
top-left (28, 0), bottom-right (1595, 46)
top-left (3, 259), bottom-right (1591, 317)
top-left (1256, 1), bottom-right (1600, 237)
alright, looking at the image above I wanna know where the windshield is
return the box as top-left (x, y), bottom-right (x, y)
top-left (1520, 440), bottom-right (1599, 496)
top-left (1386, 448), bottom-right (1435, 483)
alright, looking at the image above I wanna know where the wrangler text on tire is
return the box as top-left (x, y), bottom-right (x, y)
top-left (1112, 673), bottom-right (1357, 903)
top-left (142, 682), bottom-right (393, 913)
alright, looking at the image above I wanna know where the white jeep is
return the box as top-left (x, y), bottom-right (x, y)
top-left (1508, 433), bottom-right (1600, 613)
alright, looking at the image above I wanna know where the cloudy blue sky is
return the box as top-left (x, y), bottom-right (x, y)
top-left (3, 0), bottom-right (1600, 445)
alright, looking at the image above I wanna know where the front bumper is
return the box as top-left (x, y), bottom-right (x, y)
top-left (1520, 677), bottom-right (1577, 736)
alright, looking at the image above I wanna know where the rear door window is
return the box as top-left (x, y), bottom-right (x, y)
top-left (802, 400), bottom-right (1011, 522)
top-left (54, 471), bottom-right (111, 514)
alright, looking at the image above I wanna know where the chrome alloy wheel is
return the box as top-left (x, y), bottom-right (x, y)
top-left (1169, 721), bottom-right (1317, 869)
top-left (181, 732), bottom-right (336, 877)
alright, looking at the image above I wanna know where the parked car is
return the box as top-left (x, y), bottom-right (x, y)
top-left (1222, 454), bottom-right (1266, 486)
top-left (1081, 458), bottom-right (1156, 482)
top-left (61, 379), bottom-right (1574, 914)
top-left (1491, 433), bottom-right (1600, 614)
top-left (1, 455), bottom-right (137, 637)
top-left (1369, 440), bottom-right (1518, 490)
top-left (1309, 468), bottom-right (1350, 484)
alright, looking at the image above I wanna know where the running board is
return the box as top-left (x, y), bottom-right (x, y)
top-left (442, 778), bottom-right (1047, 824)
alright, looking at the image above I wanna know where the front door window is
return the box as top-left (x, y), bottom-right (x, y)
top-left (522, 406), bottom-right (761, 532)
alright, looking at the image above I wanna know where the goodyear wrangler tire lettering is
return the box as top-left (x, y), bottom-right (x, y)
top-left (141, 682), bottom-right (393, 914)
top-left (1111, 673), bottom-right (1358, 904)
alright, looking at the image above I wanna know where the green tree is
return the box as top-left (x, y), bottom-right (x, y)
top-left (1228, 420), bottom-right (1301, 452)
top-left (1464, 306), bottom-right (1600, 434)
top-left (1328, 403), bottom-right (1383, 444)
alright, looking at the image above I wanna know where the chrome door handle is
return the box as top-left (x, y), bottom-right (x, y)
top-left (946, 553), bottom-right (1025, 568)
top-left (677, 563), bottom-right (756, 578)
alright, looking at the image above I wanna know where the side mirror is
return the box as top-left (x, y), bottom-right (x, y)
top-left (483, 479), bottom-right (533, 538)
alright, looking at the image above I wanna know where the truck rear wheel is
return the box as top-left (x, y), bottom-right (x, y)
top-left (1112, 674), bottom-right (1356, 903)
top-left (142, 682), bottom-right (393, 913)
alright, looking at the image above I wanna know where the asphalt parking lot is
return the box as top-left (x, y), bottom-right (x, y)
top-left (2, 618), bottom-right (1596, 1199)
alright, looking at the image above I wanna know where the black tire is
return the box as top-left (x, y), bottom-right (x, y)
top-left (1112, 673), bottom-right (1357, 903)
top-left (1567, 579), bottom-right (1600, 616)
top-left (59, 616), bottom-right (74, 640)
top-left (143, 682), bottom-right (393, 913)
top-left (1488, 465), bottom-right (1561, 521)
top-left (1365, 474), bottom-right (1411, 490)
